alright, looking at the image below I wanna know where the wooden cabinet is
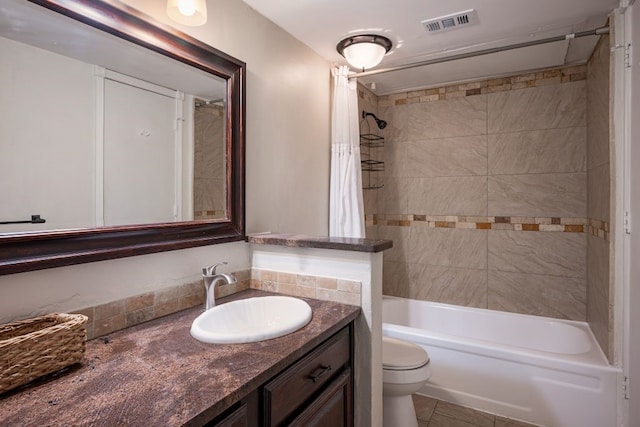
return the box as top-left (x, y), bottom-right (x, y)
top-left (209, 324), bottom-right (353, 426)
top-left (263, 327), bottom-right (352, 426)
top-left (288, 369), bottom-right (352, 427)
top-left (214, 403), bottom-right (248, 427)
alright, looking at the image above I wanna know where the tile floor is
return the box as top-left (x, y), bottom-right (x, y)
top-left (413, 394), bottom-right (540, 427)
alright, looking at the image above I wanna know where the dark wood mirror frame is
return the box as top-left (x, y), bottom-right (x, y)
top-left (0, 0), bottom-right (246, 276)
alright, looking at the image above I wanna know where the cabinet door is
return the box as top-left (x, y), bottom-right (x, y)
top-left (214, 403), bottom-right (248, 427)
top-left (289, 368), bottom-right (352, 427)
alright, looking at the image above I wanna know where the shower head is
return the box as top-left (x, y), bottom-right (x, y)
top-left (362, 111), bottom-right (387, 129)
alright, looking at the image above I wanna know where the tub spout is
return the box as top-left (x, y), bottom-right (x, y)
top-left (202, 262), bottom-right (237, 310)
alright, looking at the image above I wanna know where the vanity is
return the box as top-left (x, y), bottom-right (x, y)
top-left (0, 290), bottom-right (360, 426)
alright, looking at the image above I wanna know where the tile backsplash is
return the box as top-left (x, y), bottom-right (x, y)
top-left (73, 268), bottom-right (362, 340)
top-left (75, 269), bottom-right (251, 340)
top-left (251, 269), bottom-right (362, 307)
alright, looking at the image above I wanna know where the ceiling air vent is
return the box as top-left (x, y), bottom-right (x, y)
top-left (421, 9), bottom-right (478, 34)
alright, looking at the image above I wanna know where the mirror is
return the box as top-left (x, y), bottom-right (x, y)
top-left (0, 0), bottom-right (245, 275)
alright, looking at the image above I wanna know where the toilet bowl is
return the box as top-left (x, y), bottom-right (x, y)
top-left (382, 336), bottom-right (431, 427)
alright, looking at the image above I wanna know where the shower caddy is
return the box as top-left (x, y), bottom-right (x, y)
top-left (360, 110), bottom-right (385, 190)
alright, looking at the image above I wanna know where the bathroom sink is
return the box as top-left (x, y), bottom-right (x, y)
top-left (190, 296), bottom-right (313, 344)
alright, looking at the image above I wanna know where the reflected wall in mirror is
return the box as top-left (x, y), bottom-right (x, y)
top-left (0, 0), bottom-right (245, 275)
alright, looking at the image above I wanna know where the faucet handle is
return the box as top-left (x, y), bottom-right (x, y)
top-left (203, 261), bottom-right (228, 276)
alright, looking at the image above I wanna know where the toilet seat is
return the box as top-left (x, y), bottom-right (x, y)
top-left (382, 336), bottom-right (429, 370)
top-left (382, 336), bottom-right (431, 427)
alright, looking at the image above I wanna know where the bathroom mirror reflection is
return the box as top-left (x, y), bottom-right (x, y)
top-left (0, 0), bottom-right (228, 232)
top-left (0, 0), bottom-right (245, 275)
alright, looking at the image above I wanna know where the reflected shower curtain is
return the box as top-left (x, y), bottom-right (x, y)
top-left (329, 66), bottom-right (365, 238)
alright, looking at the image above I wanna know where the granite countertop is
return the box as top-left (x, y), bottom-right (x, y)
top-left (0, 290), bottom-right (360, 426)
top-left (248, 233), bottom-right (393, 253)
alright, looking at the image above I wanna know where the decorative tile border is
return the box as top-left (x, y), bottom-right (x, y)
top-left (194, 209), bottom-right (226, 220)
top-left (251, 269), bottom-right (362, 307)
top-left (589, 218), bottom-right (610, 241)
top-left (378, 65), bottom-right (586, 106)
top-left (358, 85), bottom-right (379, 107)
top-left (73, 269), bottom-right (251, 340)
top-left (366, 214), bottom-right (610, 241)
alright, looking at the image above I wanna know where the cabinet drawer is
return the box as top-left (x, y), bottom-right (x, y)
top-left (263, 327), bottom-right (351, 426)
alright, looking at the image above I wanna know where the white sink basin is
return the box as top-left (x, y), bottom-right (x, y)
top-left (190, 296), bottom-right (313, 344)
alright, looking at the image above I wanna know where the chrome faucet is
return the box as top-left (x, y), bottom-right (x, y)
top-left (202, 262), bottom-right (237, 310)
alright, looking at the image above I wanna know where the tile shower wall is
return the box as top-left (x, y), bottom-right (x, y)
top-left (194, 103), bottom-right (226, 220)
top-left (586, 34), bottom-right (613, 361)
top-left (361, 66), bottom-right (595, 321)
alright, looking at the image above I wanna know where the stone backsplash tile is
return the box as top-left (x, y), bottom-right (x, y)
top-left (74, 269), bottom-right (251, 340)
top-left (250, 269), bottom-right (362, 307)
top-left (94, 300), bottom-right (125, 321)
top-left (125, 292), bottom-right (154, 312)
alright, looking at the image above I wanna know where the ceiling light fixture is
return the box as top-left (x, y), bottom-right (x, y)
top-left (336, 34), bottom-right (392, 71)
top-left (166, 0), bottom-right (207, 26)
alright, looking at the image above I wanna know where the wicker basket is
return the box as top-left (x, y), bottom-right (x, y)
top-left (0, 313), bottom-right (88, 394)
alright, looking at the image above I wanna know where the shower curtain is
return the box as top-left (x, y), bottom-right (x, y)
top-left (329, 66), bottom-right (365, 238)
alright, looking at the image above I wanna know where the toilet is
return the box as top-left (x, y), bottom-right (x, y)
top-left (382, 336), bottom-right (431, 427)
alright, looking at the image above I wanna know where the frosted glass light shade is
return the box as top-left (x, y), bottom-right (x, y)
top-left (343, 43), bottom-right (387, 70)
top-left (167, 0), bottom-right (207, 26)
top-left (336, 35), bottom-right (392, 71)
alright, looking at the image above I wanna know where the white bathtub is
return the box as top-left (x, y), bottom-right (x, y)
top-left (382, 296), bottom-right (621, 427)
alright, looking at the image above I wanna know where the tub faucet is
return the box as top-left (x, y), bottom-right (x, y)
top-left (202, 262), bottom-right (237, 310)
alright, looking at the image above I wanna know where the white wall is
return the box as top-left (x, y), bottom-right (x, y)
top-left (102, 78), bottom-right (178, 225)
top-left (0, 1), bottom-right (331, 321)
top-left (121, 0), bottom-right (332, 235)
top-left (0, 37), bottom-right (96, 231)
top-left (0, 242), bottom-right (249, 324)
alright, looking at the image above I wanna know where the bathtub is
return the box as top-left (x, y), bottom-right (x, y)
top-left (382, 296), bottom-right (621, 427)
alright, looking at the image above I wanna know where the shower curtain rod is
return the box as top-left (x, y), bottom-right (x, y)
top-left (348, 26), bottom-right (610, 79)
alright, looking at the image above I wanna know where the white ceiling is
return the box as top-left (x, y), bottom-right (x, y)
top-left (242, 0), bottom-right (619, 94)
